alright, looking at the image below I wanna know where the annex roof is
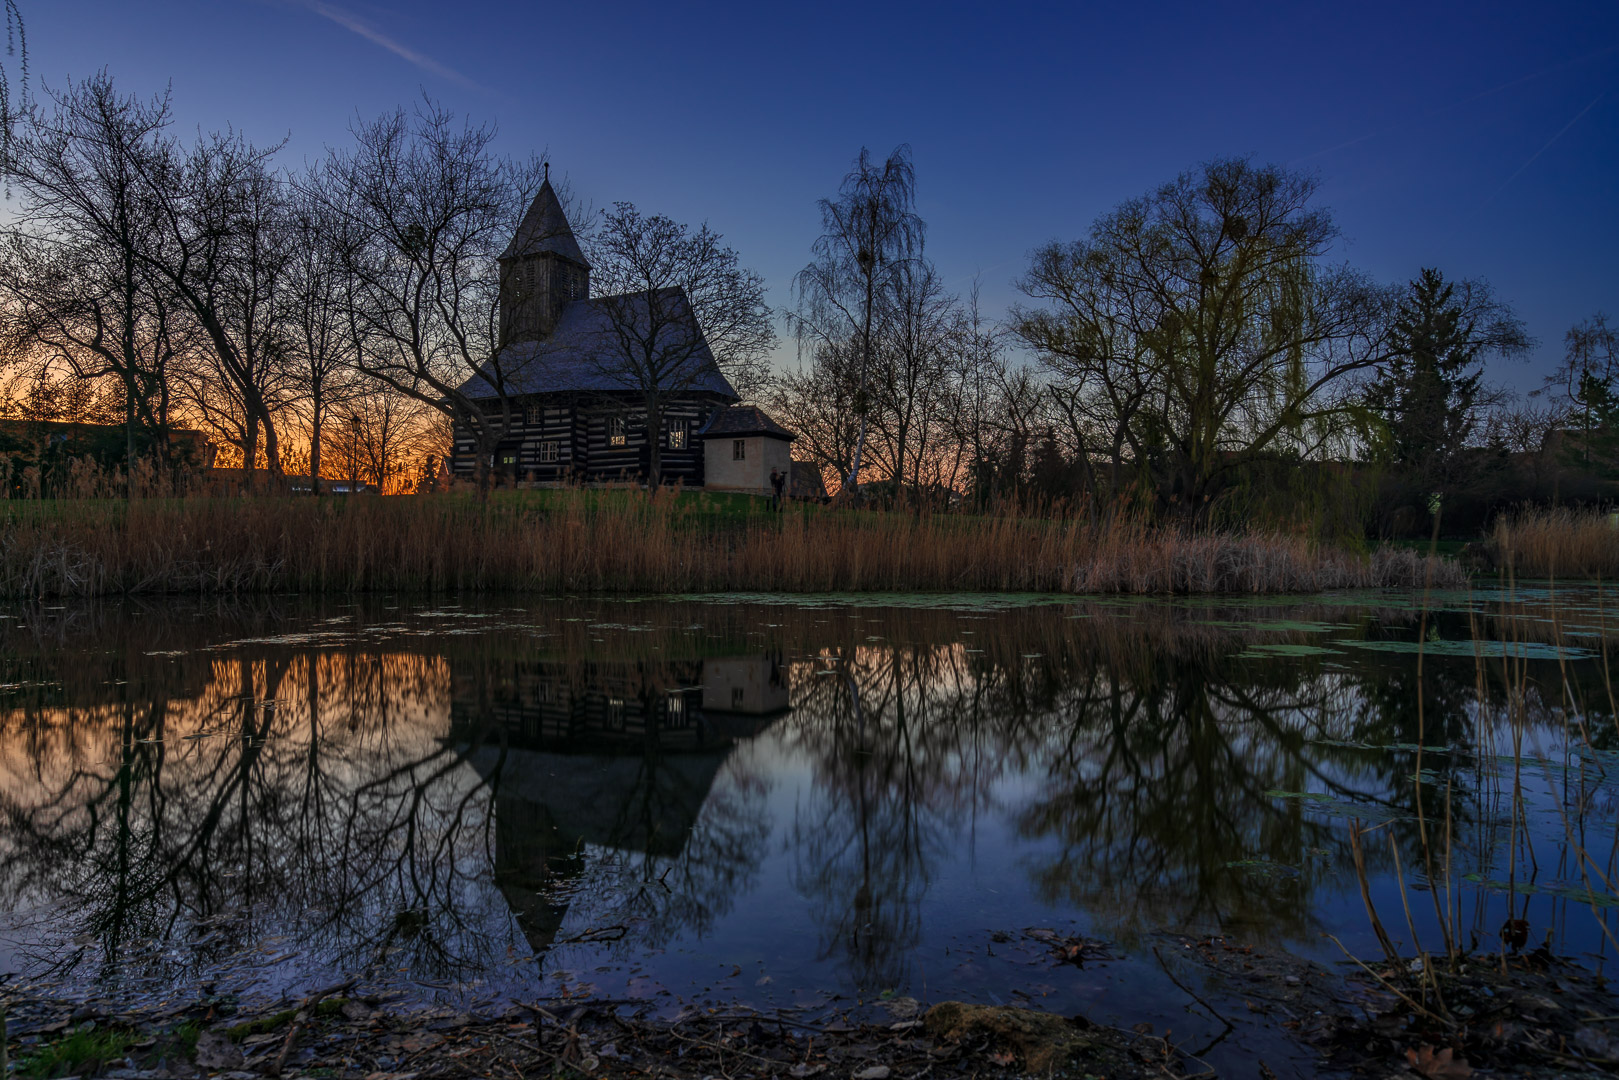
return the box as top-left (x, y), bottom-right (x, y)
top-left (459, 288), bottom-right (739, 401)
top-left (500, 179), bottom-right (590, 267)
top-left (694, 404), bottom-right (796, 441)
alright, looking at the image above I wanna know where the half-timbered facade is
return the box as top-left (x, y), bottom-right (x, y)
top-left (450, 175), bottom-right (792, 488)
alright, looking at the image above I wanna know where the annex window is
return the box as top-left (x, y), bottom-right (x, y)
top-left (609, 416), bottom-right (627, 446)
top-left (731, 686), bottom-right (745, 710)
top-left (536, 440), bottom-right (559, 463)
top-left (732, 439), bottom-right (746, 461)
top-left (667, 420), bottom-right (688, 449)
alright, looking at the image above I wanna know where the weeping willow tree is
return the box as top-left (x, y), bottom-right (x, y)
top-left (0, 1), bottom-right (22, 163)
top-left (788, 146), bottom-right (923, 500)
top-left (1014, 158), bottom-right (1390, 526)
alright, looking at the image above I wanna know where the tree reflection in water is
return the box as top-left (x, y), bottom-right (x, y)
top-left (0, 594), bottom-right (1610, 1007)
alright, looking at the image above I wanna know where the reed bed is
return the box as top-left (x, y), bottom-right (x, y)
top-left (0, 490), bottom-right (1463, 599)
top-left (1490, 506), bottom-right (1619, 580)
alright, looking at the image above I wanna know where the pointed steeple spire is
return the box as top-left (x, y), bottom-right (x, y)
top-left (501, 173), bottom-right (590, 267)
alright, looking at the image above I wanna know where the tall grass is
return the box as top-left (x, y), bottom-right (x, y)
top-left (0, 489), bottom-right (1462, 599)
top-left (1491, 506), bottom-right (1619, 580)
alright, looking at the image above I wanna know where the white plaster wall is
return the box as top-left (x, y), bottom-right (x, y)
top-left (703, 436), bottom-right (794, 493)
top-left (701, 657), bottom-right (789, 715)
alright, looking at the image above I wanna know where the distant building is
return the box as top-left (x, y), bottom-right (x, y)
top-left (448, 175), bottom-right (796, 491)
top-left (694, 405), bottom-right (796, 495)
top-left (0, 419), bottom-right (216, 469)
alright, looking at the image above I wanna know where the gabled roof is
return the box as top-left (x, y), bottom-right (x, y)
top-left (695, 405), bottom-right (796, 441)
top-left (459, 288), bottom-right (739, 400)
top-left (500, 179), bottom-right (590, 267)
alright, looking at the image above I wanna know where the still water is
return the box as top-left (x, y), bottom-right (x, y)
top-left (1, 589), bottom-right (1615, 1068)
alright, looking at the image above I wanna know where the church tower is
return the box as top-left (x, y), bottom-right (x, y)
top-left (499, 169), bottom-right (591, 345)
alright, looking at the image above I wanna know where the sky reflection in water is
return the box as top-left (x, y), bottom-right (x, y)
top-left (0, 589), bottom-right (1614, 1068)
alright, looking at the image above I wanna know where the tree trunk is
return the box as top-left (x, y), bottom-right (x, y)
top-left (243, 419), bottom-right (260, 495)
top-left (844, 258), bottom-right (878, 502)
top-left (310, 395), bottom-right (323, 498)
top-left (646, 396), bottom-right (663, 492)
top-left (260, 402), bottom-right (283, 484)
top-left (474, 429), bottom-right (494, 501)
top-left (124, 378), bottom-right (138, 502)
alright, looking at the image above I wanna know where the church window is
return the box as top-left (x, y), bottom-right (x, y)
top-left (732, 439), bottom-right (746, 461)
top-left (537, 441), bottom-right (559, 463)
top-left (525, 404), bottom-right (544, 426)
top-left (500, 452), bottom-right (518, 467)
top-left (667, 420), bottom-right (687, 449)
top-left (609, 416), bottom-right (627, 446)
top-left (731, 686), bottom-right (745, 710)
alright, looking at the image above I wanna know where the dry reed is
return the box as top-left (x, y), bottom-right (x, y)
top-left (1491, 507), bottom-right (1619, 580)
top-left (0, 489), bottom-right (1464, 599)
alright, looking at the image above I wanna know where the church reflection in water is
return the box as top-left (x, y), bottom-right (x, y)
top-left (449, 652), bottom-right (789, 954)
top-left (0, 594), bottom-right (1612, 1009)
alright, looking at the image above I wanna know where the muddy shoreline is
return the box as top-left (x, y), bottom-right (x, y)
top-left (6, 934), bottom-right (1616, 1078)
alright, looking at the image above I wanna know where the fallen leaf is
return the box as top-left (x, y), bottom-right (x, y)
top-left (853, 1067), bottom-right (890, 1080)
top-left (1405, 1044), bottom-right (1473, 1079)
top-left (195, 1031), bottom-right (244, 1070)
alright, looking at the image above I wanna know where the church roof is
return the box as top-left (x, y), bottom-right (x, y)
top-left (695, 405), bottom-right (796, 441)
top-left (500, 179), bottom-right (590, 267)
top-left (459, 288), bottom-right (740, 400)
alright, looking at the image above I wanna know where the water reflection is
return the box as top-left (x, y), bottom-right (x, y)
top-left (453, 650), bottom-right (786, 956)
top-left (0, 594), bottom-right (1613, 1017)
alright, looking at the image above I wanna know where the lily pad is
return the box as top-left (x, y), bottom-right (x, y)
top-left (1338, 639), bottom-right (1594, 660)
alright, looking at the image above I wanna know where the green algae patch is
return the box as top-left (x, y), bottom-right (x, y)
top-left (1338, 639), bottom-right (1595, 660)
top-left (661, 592), bottom-right (1079, 612)
top-left (1461, 875), bottom-right (1619, 908)
top-left (1235, 642), bottom-right (1343, 658)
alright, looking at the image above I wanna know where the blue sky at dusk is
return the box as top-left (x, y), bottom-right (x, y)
top-left (22, 0), bottom-right (1619, 393)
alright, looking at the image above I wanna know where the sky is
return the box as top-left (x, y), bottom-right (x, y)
top-left (18, 0), bottom-right (1619, 395)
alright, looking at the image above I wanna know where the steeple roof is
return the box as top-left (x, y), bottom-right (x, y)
top-left (501, 178), bottom-right (590, 266)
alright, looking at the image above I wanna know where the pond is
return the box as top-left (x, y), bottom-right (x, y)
top-left (1, 587), bottom-right (1615, 1074)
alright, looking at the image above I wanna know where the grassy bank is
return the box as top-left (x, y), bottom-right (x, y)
top-left (0, 489), bottom-right (1462, 598)
top-left (1491, 506), bottom-right (1619, 580)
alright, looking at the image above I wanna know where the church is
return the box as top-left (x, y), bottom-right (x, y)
top-left (449, 175), bottom-right (801, 495)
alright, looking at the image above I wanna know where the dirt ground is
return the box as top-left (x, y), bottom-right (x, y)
top-left (4, 932), bottom-right (1617, 1079)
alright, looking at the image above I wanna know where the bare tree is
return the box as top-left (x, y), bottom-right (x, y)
top-left (936, 287), bottom-right (1044, 506)
top-left (313, 98), bottom-right (548, 493)
top-left (586, 202), bottom-right (774, 485)
top-left (1013, 158), bottom-right (1391, 523)
top-left (766, 340), bottom-right (864, 492)
top-left (284, 184), bottom-right (361, 493)
top-left (127, 117), bottom-right (293, 483)
top-left (331, 383), bottom-right (438, 493)
top-left (865, 254), bottom-right (955, 499)
top-left (789, 146), bottom-right (922, 500)
top-left (1538, 313), bottom-right (1618, 471)
top-left (0, 75), bottom-right (182, 492)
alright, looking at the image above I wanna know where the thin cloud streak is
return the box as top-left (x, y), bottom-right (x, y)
top-left (1290, 44), bottom-right (1618, 165)
top-left (299, 0), bottom-right (489, 93)
top-left (1484, 92), bottom-right (1604, 205)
